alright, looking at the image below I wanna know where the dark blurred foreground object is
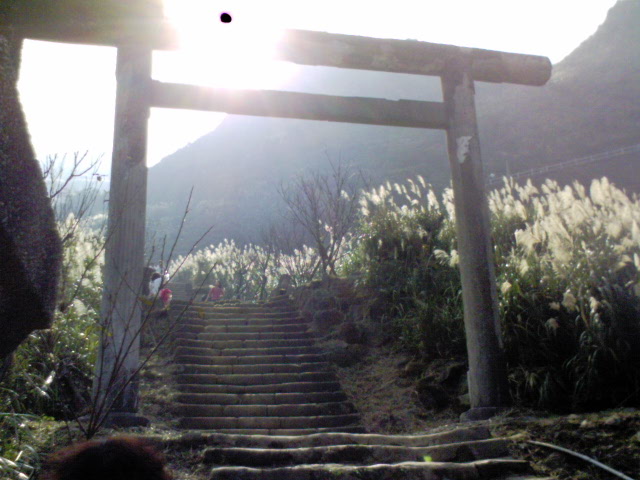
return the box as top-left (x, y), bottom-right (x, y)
top-left (42, 436), bottom-right (172, 480)
top-left (0, 31), bottom-right (62, 361)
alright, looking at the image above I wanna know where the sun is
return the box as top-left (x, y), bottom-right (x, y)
top-left (158, 0), bottom-right (293, 90)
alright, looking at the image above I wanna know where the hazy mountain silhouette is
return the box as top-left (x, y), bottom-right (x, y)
top-left (148, 0), bottom-right (640, 252)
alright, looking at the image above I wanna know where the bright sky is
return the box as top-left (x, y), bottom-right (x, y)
top-left (17, 0), bottom-right (618, 176)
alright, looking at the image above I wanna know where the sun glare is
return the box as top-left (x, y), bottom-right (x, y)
top-left (159, 0), bottom-right (291, 90)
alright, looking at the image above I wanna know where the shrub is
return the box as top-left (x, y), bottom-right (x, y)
top-left (169, 239), bottom-right (321, 300)
top-left (352, 175), bottom-right (640, 411)
top-left (351, 178), bottom-right (465, 357)
top-left (3, 215), bottom-right (103, 419)
top-left (494, 178), bottom-right (640, 409)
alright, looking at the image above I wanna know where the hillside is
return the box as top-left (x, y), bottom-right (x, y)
top-left (477, 0), bottom-right (640, 185)
top-left (147, 0), bottom-right (640, 252)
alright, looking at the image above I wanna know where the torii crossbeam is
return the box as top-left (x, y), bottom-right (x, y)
top-left (3, 13), bottom-right (551, 423)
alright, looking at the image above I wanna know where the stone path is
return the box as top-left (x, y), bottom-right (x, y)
top-left (164, 295), bottom-right (552, 479)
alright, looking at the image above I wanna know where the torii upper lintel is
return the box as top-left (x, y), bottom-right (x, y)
top-left (2, 15), bottom-right (551, 86)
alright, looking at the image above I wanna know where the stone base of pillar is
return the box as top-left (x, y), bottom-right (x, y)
top-left (460, 406), bottom-right (503, 422)
top-left (101, 412), bottom-right (150, 428)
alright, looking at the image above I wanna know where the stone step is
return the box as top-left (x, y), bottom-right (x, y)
top-left (173, 331), bottom-right (313, 343)
top-left (173, 300), bottom-right (295, 310)
top-left (172, 338), bottom-right (316, 350)
top-left (174, 402), bottom-right (356, 418)
top-left (183, 316), bottom-right (303, 325)
top-left (174, 308), bottom-right (299, 318)
top-left (179, 413), bottom-right (361, 430)
top-left (174, 312), bottom-right (300, 322)
top-left (174, 345), bottom-right (322, 357)
top-left (198, 426), bottom-right (366, 435)
top-left (206, 459), bottom-right (531, 480)
top-left (174, 391), bottom-right (348, 406)
top-left (499, 475), bottom-right (557, 480)
top-left (195, 332), bottom-right (313, 342)
top-left (178, 362), bottom-right (332, 375)
top-left (176, 372), bottom-right (336, 386)
top-left (174, 322), bottom-right (309, 333)
top-left (177, 316), bottom-right (307, 327)
top-left (200, 324), bottom-right (310, 334)
top-left (168, 300), bottom-right (370, 451)
top-left (502, 477), bottom-right (555, 480)
top-left (173, 338), bottom-right (314, 350)
top-left (174, 353), bottom-right (327, 366)
top-left (155, 427), bottom-right (492, 450)
top-left (201, 438), bottom-right (509, 467)
top-left (177, 381), bottom-right (343, 394)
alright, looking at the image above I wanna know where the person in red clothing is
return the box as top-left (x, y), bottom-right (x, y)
top-left (207, 281), bottom-right (224, 302)
top-left (158, 288), bottom-right (172, 309)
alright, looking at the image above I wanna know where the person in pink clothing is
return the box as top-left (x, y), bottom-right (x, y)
top-left (159, 288), bottom-right (172, 309)
top-left (207, 281), bottom-right (224, 302)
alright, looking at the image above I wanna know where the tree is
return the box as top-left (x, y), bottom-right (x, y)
top-left (278, 161), bottom-right (364, 277)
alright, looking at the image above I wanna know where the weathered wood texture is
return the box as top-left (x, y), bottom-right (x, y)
top-left (441, 57), bottom-right (510, 416)
top-left (151, 81), bottom-right (448, 129)
top-left (276, 30), bottom-right (551, 86)
top-left (2, 12), bottom-right (551, 86)
top-left (93, 46), bottom-right (151, 413)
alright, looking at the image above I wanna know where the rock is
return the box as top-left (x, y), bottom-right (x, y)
top-left (416, 380), bottom-right (449, 410)
top-left (603, 414), bottom-right (622, 426)
top-left (293, 286), bottom-right (312, 306)
top-left (359, 321), bottom-right (392, 348)
top-left (458, 393), bottom-right (470, 407)
top-left (328, 277), bottom-right (356, 300)
top-left (301, 309), bottom-right (313, 324)
top-left (457, 371), bottom-right (469, 396)
top-left (307, 289), bottom-right (338, 311)
top-left (441, 362), bottom-right (467, 386)
top-left (322, 341), bottom-right (366, 367)
top-left (402, 359), bottom-right (424, 377)
top-left (580, 419), bottom-right (595, 429)
top-left (313, 309), bottom-right (345, 335)
top-left (338, 321), bottom-right (363, 344)
top-left (366, 297), bottom-right (389, 321)
top-left (337, 298), bottom-right (352, 313)
top-left (348, 302), bottom-right (369, 322)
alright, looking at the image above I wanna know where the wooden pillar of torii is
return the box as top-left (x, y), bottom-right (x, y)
top-left (92, 46), bottom-right (152, 421)
top-left (5, 20), bottom-right (551, 422)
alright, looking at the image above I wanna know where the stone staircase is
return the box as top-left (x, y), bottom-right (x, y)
top-left (169, 296), bottom-right (361, 434)
top-left (163, 296), bottom-right (552, 480)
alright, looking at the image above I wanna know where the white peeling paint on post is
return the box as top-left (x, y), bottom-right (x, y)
top-left (456, 135), bottom-right (472, 163)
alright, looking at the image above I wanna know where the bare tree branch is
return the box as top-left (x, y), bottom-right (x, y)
top-left (278, 159), bottom-right (365, 277)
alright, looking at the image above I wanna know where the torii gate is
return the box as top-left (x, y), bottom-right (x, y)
top-left (5, 15), bottom-right (551, 422)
